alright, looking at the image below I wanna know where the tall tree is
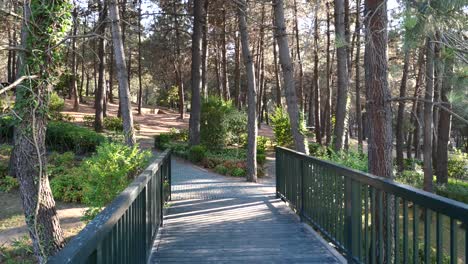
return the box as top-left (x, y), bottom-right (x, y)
top-left (189, 0), bottom-right (204, 146)
top-left (396, 50), bottom-right (410, 172)
top-left (333, 0), bottom-right (350, 151)
top-left (95, 2), bottom-right (107, 132)
top-left (293, 0), bottom-right (304, 110)
top-left (354, 0), bottom-right (363, 151)
top-left (109, 0), bottom-right (136, 146)
top-left (272, 0), bottom-right (308, 154)
top-left (13, 0), bottom-right (68, 260)
top-left (71, 2), bottom-right (79, 110)
top-left (423, 36), bottom-right (434, 193)
top-left (137, 0), bottom-right (143, 115)
top-left (238, 0), bottom-right (257, 182)
top-left (201, 0), bottom-right (209, 98)
top-left (312, 0), bottom-right (321, 144)
top-left (364, 0), bottom-right (393, 261)
top-left (324, 2), bottom-right (332, 146)
top-left (221, 7), bottom-right (230, 101)
top-left (436, 54), bottom-right (453, 184)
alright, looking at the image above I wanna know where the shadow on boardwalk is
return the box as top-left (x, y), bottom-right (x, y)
top-left (150, 159), bottom-right (344, 263)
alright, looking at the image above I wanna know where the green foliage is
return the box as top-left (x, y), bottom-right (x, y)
top-left (46, 121), bottom-right (106, 154)
top-left (0, 176), bottom-right (19, 192)
top-left (447, 150), bottom-right (468, 180)
top-left (157, 85), bottom-right (179, 108)
top-left (83, 115), bottom-right (95, 127)
top-left (230, 167), bottom-right (246, 177)
top-left (200, 97), bottom-right (246, 149)
top-left (256, 136), bottom-right (269, 154)
top-left (214, 164), bottom-right (229, 175)
top-left (436, 179), bottom-right (468, 204)
top-left (0, 115), bottom-right (14, 143)
top-left (82, 143), bottom-right (151, 208)
top-left (50, 168), bottom-right (84, 203)
top-left (48, 92), bottom-right (65, 113)
top-left (103, 116), bottom-right (123, 131)
top-left (48, 151), bottom-right (76, 178)
top-left (188, 145), bottom-right (206, 163)
top-left (396, 170), bottom-right (424, 188)
top-left (270, 107), bottom-right (294, 147)
top-left (308, 143), bottom-right (368, 172)
top-left (154, 133), bottom-right (172, 149)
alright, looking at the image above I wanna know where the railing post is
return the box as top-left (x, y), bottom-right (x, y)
top-left (299, 157), bottom-right (304, 221)
top-left (168, 152), bottom-right (172, 201)
top-left (275, 147), bottom-right (280, 198)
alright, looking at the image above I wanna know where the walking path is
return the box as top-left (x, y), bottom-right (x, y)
top-left (149, 159), bottom-right (344, 263)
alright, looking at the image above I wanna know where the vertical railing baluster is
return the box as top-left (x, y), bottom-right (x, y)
top-left (394, 197), bottom-right (400, 264)
top-left (413, 204), bottom-right (419, 264)
top-left (377, 190), bottom-right (383, 264)
top-left (436, 213), bottom-right (442, 264)
top-left (371, 187), bottom-right (376, 264)
top-left (450, 218), bottom-right (457, 264)
top-left (403, 200), bottom-right (408, 264)
top-left (424, 208), bottom-right (431, 263)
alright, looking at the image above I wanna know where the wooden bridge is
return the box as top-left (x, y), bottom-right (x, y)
top-left (49, 148), bottom-right (468, 264)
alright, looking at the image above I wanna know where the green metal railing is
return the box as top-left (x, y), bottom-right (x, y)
top-left (48, 150), bottom-right (171, 264)
top-left (276, 147), bottom-right (468, 263)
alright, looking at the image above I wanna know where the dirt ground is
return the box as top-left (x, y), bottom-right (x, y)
top-left (0, 99), bottom-right (275, 250)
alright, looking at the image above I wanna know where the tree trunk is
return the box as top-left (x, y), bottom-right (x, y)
top-left (423, 37), bottom-right (434, 193)
top-left (221, 8), bottom-right (230, 101)
top-left (189, 0), bottom-right (204, 146)
top-left (109, 0), bottom-right (136, 146)
top-left (436, 56), bottom-right (453, 184)
top-left (293, 0), bottom-right (304, 110)
top-left (95, 2), bottom-right (107, 132)
top-left (364, 0), bottom-right (394, 261)
top-left (234, 25), bottom-right (241, 109)
top-left (411, 48), bottom-right (425, 160)
top-left (272, 0), bottom-right (308, 154)
top-left (71, 3), bottom-right (79, 110)
top-left (173, 1), bottom-right (184, 119)
top-left (137, 1), bottom-right (143, 115)
top-left (313, 2), bottom-right (321, 144)
top-left (333, 0), bottom-right (350, 151)
top-left (272, 17), bottom-right (281, 107)
top-left (355, 0), bottom-right (363, 151)
top-left (201, 0), bottom-right (209, 98)
top-left (432, 38), bottom-right (443, 173)
top-left (238, 0), bottom-right (257, 182)
top-left (324, 3), bottom-right (332, 146)
top-left (14, 1), bottom-right (65, 260)
top-left (396, 50), bottom-right (410, 172)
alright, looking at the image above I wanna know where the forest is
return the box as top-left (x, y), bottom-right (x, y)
top-left (0, 0), bottom-right (467, 262)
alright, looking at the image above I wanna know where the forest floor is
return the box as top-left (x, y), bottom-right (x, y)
top-left (0, 99), bottom-right (275, 259)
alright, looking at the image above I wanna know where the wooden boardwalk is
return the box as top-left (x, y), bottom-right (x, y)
top-left (149, 159), bottom-right (344, 263)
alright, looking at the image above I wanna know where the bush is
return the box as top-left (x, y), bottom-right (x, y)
top-left (83, 115), bottom-right (95, 127)
top-left (188, 145), bottom-right (206, 163)
top-left (154, 133), bottom-right (172, 149)
top-left (257, 153), bottom-right (267, 166)
top-left (396, 170), bottom-right (424, 188)
top-left (46, 121), bottom-right (106, 154)
top-left (230, 167), bottom-right (246, 177)
top-left (200, 97), bottom-right (245, 149)
top-left (436, 179), bottom-right (468, 204)
top-left (0, 115), bottom-right (14, 143)
top-left (0, 176), bottom-right (19, 192)
top-left (50, 168), bottom-right (85, 203)
top-left (447, 150), bottom-right (468, 180)
top-left (104, 116), bottom-right (123, 131)
top-left (49, 92), bottom-right (65, 113)
top-left (214, 164), bottom-right (229, 175)
top-left (270, 107), bottom-right (294, 147)
top-left (48, 151), bottom-right (76, 178)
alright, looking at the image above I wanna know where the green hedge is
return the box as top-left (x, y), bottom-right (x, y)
top-left (46, 121), bottom-right (106, 154)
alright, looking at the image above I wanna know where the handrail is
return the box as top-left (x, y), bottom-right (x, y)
top-left (48, 149), bottom-right (171, 264)
top-left (276, 146), bottom-right (467, 263)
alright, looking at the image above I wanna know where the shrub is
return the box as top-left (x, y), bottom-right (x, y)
top-left (50, 168), bottom-right (85, 203)
top-left (230, 167), bottom-right (246, 177)
top-left (48, 151), bottom-right (76, 178)
top-left (201, 97), bottom-right (243, 149)
top-left (168, 128), bottom-right (189, 141)
top-left (257, 153), bottom-right (267, 166)
top-left (328, 150), bottom-right (368, 172)
top-left (49, 92), bottom-right (65, 112)
top-left (46, 121), bottom-right (106, 154)
top-left (436, 179), bottom-right (468, 204)
top-left (447, 150), bottom-right (468, 180)
top-left (104, 116), bottom-right (123, 131)
top-left (83, 115), bottom-right (95, 127)
top-left (396, 170), bottom-right (424, 188)
top-left (188, 145), bottom-right (206, 163)
top-left (0, 115), bottom-right (14, 143)
top-left (214, 164), bottom-right (228, 175)
top-left (154, 133), bottom-right (172, 149)
top-left (270, 107), bottom-right (294, 147)
top-left (226, 110), bottom-right (247, 146)
top-left (0, 176), bottom-right (19, 192)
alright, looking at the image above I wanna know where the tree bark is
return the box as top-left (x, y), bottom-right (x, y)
top-left (272, 17), bottom-right (281, 107)
top-left (396, 50), bottom-right (410, 172)
top-left (95, 2), bottom-right (107, 132)
top-left (71, 2), bottom-right (79, 110)
top-left (14, 1), bottom-right (65, 260)
top-left (137, 1), bottom-right (143, 115)
top-left (238, 0), bottom-right (257, 182)
top-left (109, 0), bottom-right (136, 146)
top-left (201, 0), bottom-right (209, 98)
top-left (364, 0), bottom-right (394, 261)
top-left (293, 0), bottom-right (304, 110)
top-left (411, 49), bottom-right (425, 160)
top-left (272, 0), bottom-right (308, 154)
top-left (436, 55), bottom-right (453, 184)
top-left (234, 25), bottom-right (241, 109)
top-left (313, 1), bottom-right (321, 144)
top-left (221, 8), bottom-right (230, 101)
top-left (324, 3), bottom-right (332, 146)
top-left (189, 0), bottom-right (204, 146)
top-left (423, 37), bottom-right (434, 193)
top-left (355, 0), bottom-right (363, 151)
top-left (173, 1), bottom-right (184, 119)
top-left (432, 38), bottom-right (443, 172)
top-left (333, 0), bottom-right (350, 151)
